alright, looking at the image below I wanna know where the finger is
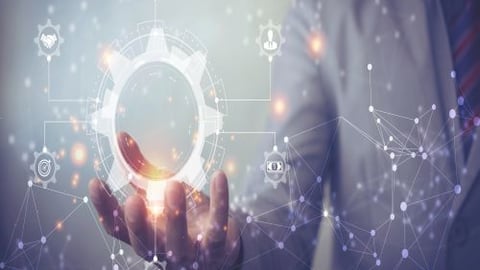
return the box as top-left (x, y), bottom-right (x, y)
top-left (125, 194), bottom-right (156, 260)
top-left (205, 171), bottom-right (229, 260)
top-left (88, 179), bottom-right (130, 244)
top-left (165, 181), bottom-right (190, 263)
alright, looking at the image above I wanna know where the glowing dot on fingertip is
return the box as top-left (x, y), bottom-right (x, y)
top-left (449, 109), bottom-right (456, 119)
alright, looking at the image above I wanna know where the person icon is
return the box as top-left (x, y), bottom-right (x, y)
top-left (263, 29), bottom-right (278, 51)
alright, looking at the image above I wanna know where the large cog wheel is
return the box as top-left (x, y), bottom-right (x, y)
top-left (260, 146), bottom-right (290, 189)
top-left (90, 26), bottom-right (224, 207)
top-left (30, 148), bottom-right (60, 188)
top-left (33, 19), bottom-right (64, 61)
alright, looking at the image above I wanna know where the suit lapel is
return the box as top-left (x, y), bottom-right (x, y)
top-left (427, 0), bottom-right (477, 216)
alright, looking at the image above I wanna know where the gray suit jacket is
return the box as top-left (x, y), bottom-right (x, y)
top-left (237, 0), bottom-right (480, 269)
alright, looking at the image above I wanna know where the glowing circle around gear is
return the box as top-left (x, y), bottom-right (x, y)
top-left (116, 62), bottom-right (199, 179)
top-left (89, 22), bottom-right (226, 205)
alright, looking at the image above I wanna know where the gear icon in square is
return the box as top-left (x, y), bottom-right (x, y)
top-left (34, 19), bottom-right (64, 61)
top-left (261, 146), bottom-right (290, 189)
top-left (30, 148), bottom-right (60, 188)
top-left (255, 20), bottom-right (286, 62)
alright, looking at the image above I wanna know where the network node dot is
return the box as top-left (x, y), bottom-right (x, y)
top-left (273, 145), bottom-right (278, 152)
top-left (392, 164), bottom-right (397, 172)
top-left (40, 236), bottom-right (46, 244)
top-left (454, 185), bottom-right (462, 195)
top-left (17, 241), bottom-right (23, 250)
top-left (27, 180), bottom-right (33, 188)
top-left (110, 253), bottom-right (115, 260)
top-left (390, 152), bottom-right (395, 160)
top-left (432, 104), bottom-right (437, 110)
top-left (390, 213), bottom-right (395, 220)
top-left (83, 196), bottom-right (89, 203)
top-left (422, 153), bottom-right (428, 160)
top-left (449, 109), bottom-right (456, 119)
top-left (119, 249), bottom-right (124, 256)
top-left (278, 242), bottom-right (284, 249)
top-left (368, 105), bottom-right (374, 112)
top-left (474, 117), bottom-right (480, 127)
top-left (0, 262), bottom-right (4, 269)
top-left (153, 255), bottom-right (158, 262)
top-left (214, 97), bottom-right (219, 104)
top-left (389, 136), bottom-right (393, 142)
top-left (414, 118), bottom-right (419, 124)
top-left (291, 225), bottom-right (296, 232)
top-left (342, 245), bottom-right (347, 252)
top-left (323, 210), bottom-right (329, 217)
top-left (400, 201), bottom-right (407, 212)
top-left (367, 63), bottom-right (373, 71)
top-left (246, 216), bottom-right (252, 223)
top-left (411, 152), bottom-right (416, 158)
top-left (450, 70), bottom-right (456, 79)
top-left (316, 176), bottom-right (322, 183)
top-left (299, 195), bottom-right (305, 202)
top-left (370, 230), bottom-right (376, 237)
top-left (376, 259), bottom-right (381, 266)
top-left (283, 136), bottom-right (289, 143)
top-left (402, 248), bottom-right (409, 259)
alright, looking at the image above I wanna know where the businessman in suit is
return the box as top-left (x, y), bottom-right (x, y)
top-left (89, 0), bottom-right (480, 269)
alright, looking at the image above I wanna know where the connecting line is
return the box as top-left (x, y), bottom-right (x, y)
top-left (46, 60), bottom-right (88, 103)
top-left (153, 0), bottom-right (158, 26)
top-left (218, 131), bottom-right (277, 146)
top-left (218, 62), bottom-right (273, 102)
top-left (43, 120), bottom-right (89, 146)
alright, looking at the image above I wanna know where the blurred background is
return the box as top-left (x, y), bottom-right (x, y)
top-left (0, 0), bottom-right (291, 268)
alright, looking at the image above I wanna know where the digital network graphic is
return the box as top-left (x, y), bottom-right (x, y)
top-left (1, 0), bottom-right (475, 269)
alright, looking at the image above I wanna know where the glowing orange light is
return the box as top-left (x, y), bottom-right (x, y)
top-left (69, 116), bottom-right (80, 132)
top-left (273, 97), bottom-right (287, 117)
top-left (101, 47), bottom-right (113, 70)
top-left (71, 173), bottom-right (80, 188)
top-left (71, 143), bottom-right (88, 167)
top-left (226, 159), bottom-right (236, 174)
top-left (308, 31), bottom-right (325, 60)
top-left (56, 221), bottom-right (63, 230)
